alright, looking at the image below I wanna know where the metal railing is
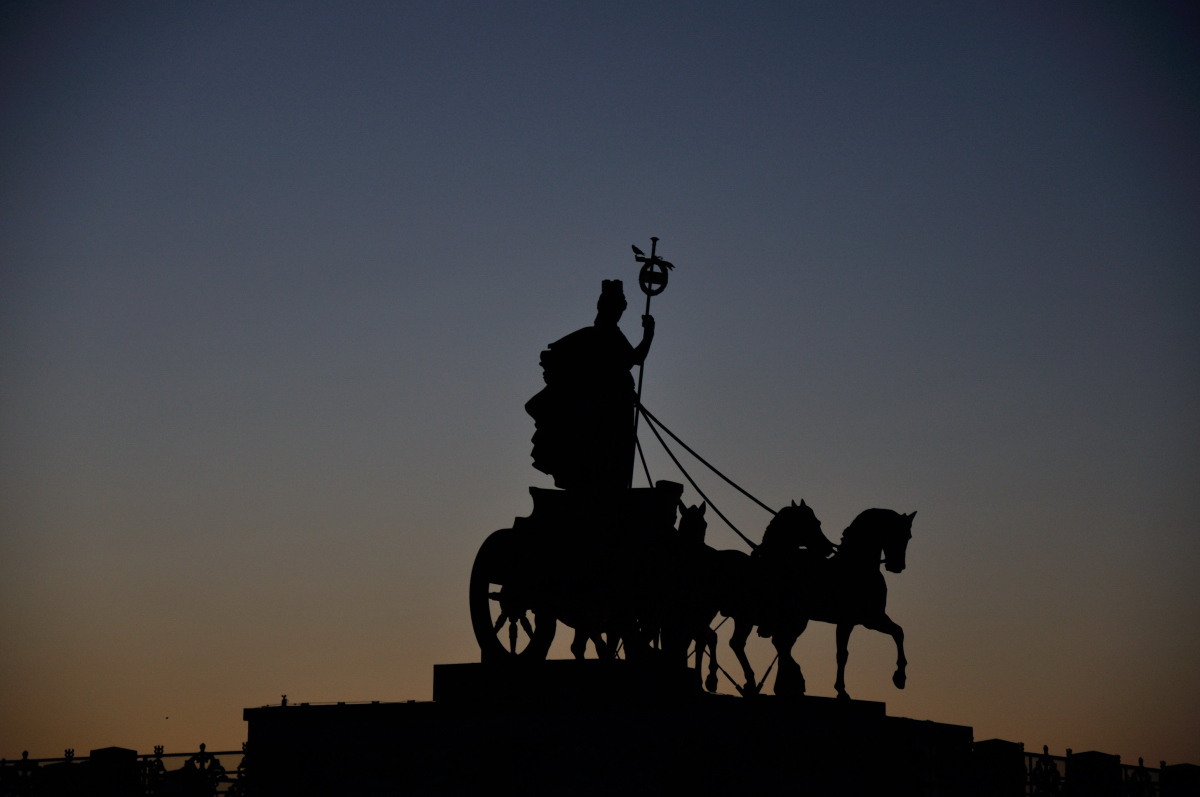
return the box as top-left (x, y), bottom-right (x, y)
top-left (0, 743), bottom-right (247, 796)
top-left (1022, 744), bottom-right (1165, 796)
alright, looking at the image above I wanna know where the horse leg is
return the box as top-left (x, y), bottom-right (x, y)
top-left (570, 627), bottom-right (589, 660)
top-left (591, 631), bottom-right (608, 659)
top-left (687, 634), bottom-right (700, 689)
top-left (690, 629), bottom-right (706, 688)
top-left (772, 622), bottom-right (807, 697)
top-left (865, 613), bottom-right (907, 689)
top-left (688, 629), bottom-right (710, 691)
top-left (834, 622), bottom-right (854, 700)
top-left (704, 627), bottom-right (720, 693)
top-left (729, 617), bottom-right (756, 695)
top-left (771, 633), bottom-right (798, 696)
top-left (605, 631), bottom-right (622, 659)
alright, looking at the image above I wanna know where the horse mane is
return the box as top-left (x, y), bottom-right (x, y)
top-left (762, 506), bottom-right (795, 541)
top-left (839, 508), bottom-right (902, 551)
top-left (759, 502), bottom-right (826, 554)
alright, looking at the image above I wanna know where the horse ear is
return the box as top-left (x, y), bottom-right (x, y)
top-left (791, 499), bottom-right (797, 507)
top-left (699, 502), bottom-right (707, 516)
top-left (800, 499), bottom-right (807, 508)
top-left (907, 511), bottom-right (917, 521)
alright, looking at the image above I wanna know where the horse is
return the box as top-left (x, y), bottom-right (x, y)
top-left (742, 507), bottom-right (916, 699)
top-left (659, 501), bottom-right (724, 692)
top-left (721, 499), bottom-right (836, 694)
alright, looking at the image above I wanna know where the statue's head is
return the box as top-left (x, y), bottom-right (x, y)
top-left (596, 279), bottom-right (627, 322)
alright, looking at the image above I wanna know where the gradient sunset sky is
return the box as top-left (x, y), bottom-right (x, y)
top-left (2, 1), bottom-right (1197, 766)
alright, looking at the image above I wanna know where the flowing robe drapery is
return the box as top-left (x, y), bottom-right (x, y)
top-left (525, 323), bottom-right (637, 491)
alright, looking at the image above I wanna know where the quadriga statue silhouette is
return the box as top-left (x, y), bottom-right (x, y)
top-left (711, 503), bottom-right (916, 699)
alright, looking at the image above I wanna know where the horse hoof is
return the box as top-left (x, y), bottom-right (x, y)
top-left (836, 690), bottom-right (850, 701)
top-left (893, 671), bottom-right (907, 690)
top-left (705, 673), bottom-right (719, 693)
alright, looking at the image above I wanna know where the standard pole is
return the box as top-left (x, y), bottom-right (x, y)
top-left (629, 236), bottom-right (664, 488)
top-left (630, 290), bottom-right (651, 488)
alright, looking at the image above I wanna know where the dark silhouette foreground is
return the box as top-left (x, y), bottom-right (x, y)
top-left (244, 691), bottom-right (970, 796)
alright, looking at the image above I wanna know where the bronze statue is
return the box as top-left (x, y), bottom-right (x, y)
top-left (471, 249), bottom-right (918, 702)
top-left (524, 279), bottom-right (654, 492)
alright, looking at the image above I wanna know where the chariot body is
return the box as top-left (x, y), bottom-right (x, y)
top-left (470, 481), bottom-right (686, 663)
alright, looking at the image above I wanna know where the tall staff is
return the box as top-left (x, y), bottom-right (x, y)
top-left (630, 237), bottom-right (675, 485)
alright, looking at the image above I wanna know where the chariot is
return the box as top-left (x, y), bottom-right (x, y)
top-left (469, 480), bottom-right (686, 663)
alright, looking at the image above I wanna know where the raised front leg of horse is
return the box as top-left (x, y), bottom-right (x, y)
top-left (864, 613), bottom-right (906, 689)
top-left (728, 617), bottom-right (756, 695)
top-left (834, 622), bottom-right (854, 700)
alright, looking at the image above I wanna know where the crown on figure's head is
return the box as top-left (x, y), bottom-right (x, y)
top-left (600, 279), bottom-right (625, 300)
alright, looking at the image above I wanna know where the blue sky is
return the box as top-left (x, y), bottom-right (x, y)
top-left (2, 0), bottom-right (1197, 764)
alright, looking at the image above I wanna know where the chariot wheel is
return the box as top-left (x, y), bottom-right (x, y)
top-left (469, 529), bottom-right (557, 662)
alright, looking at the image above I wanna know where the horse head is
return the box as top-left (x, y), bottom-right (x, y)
top-left (760, 499), bottom-right (836, 558)
top-left (883, 511), bottom-right (916, 573)
top-left (838, 509), bottom-right (916, 572)
top-left (677, 501), bottom-right (708, 545)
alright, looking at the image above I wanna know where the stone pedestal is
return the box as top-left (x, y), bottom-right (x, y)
top-left (244, 660), bottom-right (973, 796)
